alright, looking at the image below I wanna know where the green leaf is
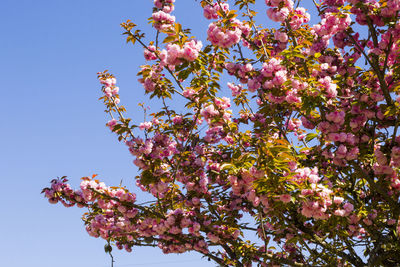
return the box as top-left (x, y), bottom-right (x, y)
top-left (163, 35), bottom-right (177, 43)
top-left (104, 244), bottom-right (112, 253)
top-left (141, 170), bottom-right (158, 185)
top-left (305, 133), bottom-right (318, 143)
top-left (221, 163), bottom-right (234, 170)
top-left (126, 34), bottom-right (136, 45)
top-left (175, 23), bottom-right (182, 33)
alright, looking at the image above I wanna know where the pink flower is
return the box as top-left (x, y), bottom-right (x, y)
top-left (101, 78), bottom-right (116, 87)
top-left (247, 79), bottom-right (261, 92)
top-left (106, 119), bottom-right (117, 130)
top-left (343, 203), bottom-right (354, 213)
top-left (144, 45), bottom-right (157, 61)
top-left (207, 19), bottom-right (243, 48)
top-left (214, 97), bottom-right (231, 109)
top-left (279, 194), bottom-right (291, 203)
top-left (334, 209), bottom-right (346, 217)
top-left (139, 121), bottom-right (152, 130)
top-left (183, 88), bottom-right (196, 98)
top-left (182, 40), bottom-right (202, 61)
top-left (227, 82), bottom-right (243, 96)
top-left (152, 11), bottom-right (175, 31)
top-left (207, 233), bottom-right (220, 243)
top-left (333, 196), bottom-right (344, 204)
top-left (326, 111), bottom-right (345, 125)
top-left (267, 7), bottom-right (290, 22)
top-left (203, 2), bottom-right (229, 19)
top-left (274, 31), bottom-right (288, 42)
top-left (172, 116), bottom-right (183, 124)
top-left (272, 70), bottom-right (287, 85)
top-left (336, 144), bottom-right (348, 159)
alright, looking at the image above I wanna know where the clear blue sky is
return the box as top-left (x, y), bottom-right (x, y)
top-left (0, 1), bottom-right (315, 266)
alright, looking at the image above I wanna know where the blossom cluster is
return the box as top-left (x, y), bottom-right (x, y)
top-left (154, 0), bottom-right (175, 14)
top-left (152, 11), bottom-right (176, 31)
top-left (165, 40), bottom-right (203, 65)
top-left (207, 19), bottom-right (250, 48)
top-left (265, 0), bottom-right (310, 29)
top-left (203, 2), bottom-right (229, 20)
top-left (143, 40), bottom-right (202, 72)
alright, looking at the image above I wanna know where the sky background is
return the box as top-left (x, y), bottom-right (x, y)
top-left (1, 1), bottom-right (315, 266)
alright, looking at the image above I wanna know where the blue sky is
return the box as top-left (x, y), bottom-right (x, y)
top-left (0, 1), bottom-right (316, 266)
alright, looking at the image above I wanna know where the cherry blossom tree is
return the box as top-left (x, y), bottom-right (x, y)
top-left (43, 0), bottom-right (400, 266)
